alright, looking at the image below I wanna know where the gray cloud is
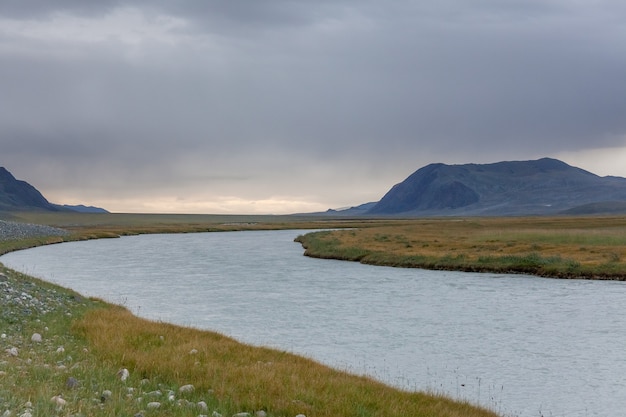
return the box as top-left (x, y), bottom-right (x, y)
top-left (1, 1), bottom-right (625, 213)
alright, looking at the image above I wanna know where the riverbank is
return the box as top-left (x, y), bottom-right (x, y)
top-left (295, 216), bottom-right (626, 280)
top-left (0, 215), bottom-right (500, 417)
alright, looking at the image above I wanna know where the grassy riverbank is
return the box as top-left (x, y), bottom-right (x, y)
top-left (0, 267), bottom-right (499, 417)
top-left (295, 216), bottom-right (626, 279)
top-left (0, 212), bottom-right (500, 417)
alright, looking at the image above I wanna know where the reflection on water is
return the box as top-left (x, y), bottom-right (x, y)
top-left (2, 230), bottom-right (625, 417)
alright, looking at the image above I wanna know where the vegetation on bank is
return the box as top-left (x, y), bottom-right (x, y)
top-left (0, 212), bottom-right (500, 417)
top-left (0, 266), bottom-right (499, 417)
top-left (3, 211), bottom-right (624, 416)
top-left (295, 216), bottom-right (626, 279)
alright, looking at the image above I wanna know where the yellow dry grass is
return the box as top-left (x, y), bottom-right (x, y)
top-left (74, 305), bottom-right (499, 417)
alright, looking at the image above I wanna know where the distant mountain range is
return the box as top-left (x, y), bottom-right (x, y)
top-left (4, 159), bottom-right (626, 217)
top-left (0, 167), bottom-right (108, 213)
top-left (327, 158), bottom-right (626, 216)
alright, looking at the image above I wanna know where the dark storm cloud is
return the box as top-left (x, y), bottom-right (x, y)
top-left (1, 1), bottom-right (625, 212)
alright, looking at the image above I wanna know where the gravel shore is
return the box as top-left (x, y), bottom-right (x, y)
top-left (0, 268), bottom-right (85, 331)
top-left (0, 220), bottom-right (69, 241)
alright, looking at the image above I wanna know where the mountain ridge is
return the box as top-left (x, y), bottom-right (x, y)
top-left (366, 157), bottom-right (626, 216)
top-left (0, 167), bottom-right (108, 213)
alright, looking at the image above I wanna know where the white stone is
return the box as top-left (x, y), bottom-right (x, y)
top-left (197, 401), bottom-right (208, 411)
top-left (31, 333), bottom-right (42, 343)
top-left (255, 411), bottom-right (267, 417)
top-left (295, 415), bottom-right (306, 417)
top-left (6, 347), bottom-right (18, 357)
top-left (56, 346), bottom-right (65, 354)
top-left (102, 390), bottom-right (112, 399)
top-left (2, 409), bottom-right (11, 417)
top-left (0, 334), bottom-right (6, 339)
top-left (211, 412), bottom-right (222, 417)
top-left (232, 413), bottom-right (251, 417)
top-left (147, 402), bottom-right (161, 409)
top-left (51, 395), bottom-right (66, 408)
top-left (117, 368), bottom-right (130, 381)
top-left (179, 384), bottom-right (195, 393)
top-left (189, 348), bottom-right (199, 355)
top-left (18, 412), bottom-right (31, 417)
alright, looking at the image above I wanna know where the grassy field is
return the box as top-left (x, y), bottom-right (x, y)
top-left (295, 216), bottom-right (626, 279)
top-left (0, 211), bottom-right (500, 417)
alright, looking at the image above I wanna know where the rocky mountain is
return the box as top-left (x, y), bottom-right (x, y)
top-left (367, 158), bottom-right (626, 216)
top-left (0, 167), bottom-right (108, 213)
top-left (0, 167), bottom-right (62, 211)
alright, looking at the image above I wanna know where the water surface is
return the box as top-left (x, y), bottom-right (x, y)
top-left (2, 230), bottom-right (625, 417)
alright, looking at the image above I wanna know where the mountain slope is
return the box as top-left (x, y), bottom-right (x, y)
top-left (368, 158), bottom-right (626, 216)
top-left (0, 167), bottom-right (61, 211)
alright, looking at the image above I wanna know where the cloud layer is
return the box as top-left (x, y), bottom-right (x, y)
top-left (2, 1), bottom-right (625, 213)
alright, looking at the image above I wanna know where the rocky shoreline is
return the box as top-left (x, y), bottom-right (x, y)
top-left (0, 220), bottom-right (69, 241)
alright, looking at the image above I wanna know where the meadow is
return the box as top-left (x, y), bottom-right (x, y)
top-left (295, 216), bottom-right (626, 279)
top-left (2, 211), bottom-right (624, 416)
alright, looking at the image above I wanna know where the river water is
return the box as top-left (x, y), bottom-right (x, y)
top-left (1, 230), bottom-right (625, 416)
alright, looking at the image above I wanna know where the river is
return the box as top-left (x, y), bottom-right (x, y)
top-left (1, 230), bottom-right (625, 417)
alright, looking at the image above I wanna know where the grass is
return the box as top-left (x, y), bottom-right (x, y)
top-left (0, 211), bottom-right (500, 417)
top-left (0, 267), bottom-right (499, 417)
top-left (295, 216), bottom-right (626, 279)
top-left (4, 211), bottom-right (623, 416)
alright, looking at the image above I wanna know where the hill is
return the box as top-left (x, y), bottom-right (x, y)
top-left (367, 158), bottom-right (626, 216)
top-left (0, 167), bottom-right (108, 213)
top-left (0, 167), bottom-right (62, 212)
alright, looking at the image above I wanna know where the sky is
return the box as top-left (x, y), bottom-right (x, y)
top-left (1, 1), bottom-right (626, 214)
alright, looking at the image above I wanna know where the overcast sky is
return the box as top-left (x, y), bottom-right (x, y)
top-left (2, 1), bottom-right (625, 214)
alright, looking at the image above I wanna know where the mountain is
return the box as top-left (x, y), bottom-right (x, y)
top-left (59, 204), bottom-right (110, 213)
top-left (0, 167), bottom-right (108, 213)
top-left (0, 167), bottom-right (62, 211)
top-left (367, 158), bottom-right (626, 216)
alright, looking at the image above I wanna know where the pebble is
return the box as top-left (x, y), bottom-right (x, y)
top-left (31, 333), bottom-right (42, 343)
top-left (66, 377), bottom-right (79, 389)
top-left (0, 220), bottom-right (68, 242)
top-left (146, 402), bottom-right (161, 409)
top-left (117, 368), bottom-right (130, 381)
top-left (50, 395), bottom-right (67, 408)
top-left (179, 384), bottom-right (195, 393)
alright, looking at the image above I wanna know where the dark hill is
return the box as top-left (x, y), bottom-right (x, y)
top-left (368, 158), bottom-right (626, 216)
top-left (0, 167), bottom-right (62, 211)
